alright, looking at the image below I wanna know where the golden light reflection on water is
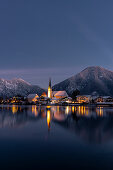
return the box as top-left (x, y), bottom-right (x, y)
top-left (72, 106), bottom-right (75, 113)
top-left (85, 107), bottom-right (89, 115)
top-left (73, 106), bottom-right (104, 117)
top-left (77, 106), bottom-right (87, 115)
top-left (96, 107), bottom-right (103, 117)
top-left (32, 105), bottom-right (38, 117)
top-left (12, 105), bottom-right (18, 114)
top-left (46, 106), bottom-right (51, 109)
top-left (38, 106), bottom-right (104, 118)
top-left (0, 105), bottom-right (105, 125)
top-left (57, 106), bottom-right (59, 113)
top-left (65, 106), bottom-right (69, 114)
top-left (47, 109), bottom-right (51, 130)
top-left (51, 106), bottom-right (91, 116)
top-left (65, 106), bottom-right (72, 115)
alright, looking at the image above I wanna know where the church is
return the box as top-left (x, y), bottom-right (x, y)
top-left (48, 78), bottom-right (52, 98)
top-left (47, 78), bottom-right (68, 99)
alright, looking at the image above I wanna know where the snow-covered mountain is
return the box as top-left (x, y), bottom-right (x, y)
top-left (0, 78), bottom-right (45, 97)
top-left (53, 66), bottom-right (113, 96)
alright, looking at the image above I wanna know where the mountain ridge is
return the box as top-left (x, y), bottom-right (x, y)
top-left (0, 78), bottom-right (45, 97)
top-left (53, 66), bottom-right (113, 96)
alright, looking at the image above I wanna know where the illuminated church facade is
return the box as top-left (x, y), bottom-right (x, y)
top-left (47, 78), bottom-right (68, 99)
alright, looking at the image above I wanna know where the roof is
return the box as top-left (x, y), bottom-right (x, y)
top-left (43, 97), bottom-right (50, 99)
top-left (96, 96), bottom-right (112, 99)
top-left (92, 96), bottom-right (99, 100)
top-left (52, 97), bottom-right (59, 101)
top-left (27, 94), bottom-right (39, 98)
top-left (102, 96), bottom-right (112, 99)
top-left (76, 95), bottom-right (91, 98)
top-left (41, 92), bottom-right (47, 96)
top-left (68, 97), bottom-right (72, 100)
top-left (53, 91), bottom-right (68, 97)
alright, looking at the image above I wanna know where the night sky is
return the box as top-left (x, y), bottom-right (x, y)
top-left (0, 0), bottom-right (113, 87)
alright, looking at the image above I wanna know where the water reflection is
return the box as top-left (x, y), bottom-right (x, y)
top-left (96, 107), bottom-right (103, 117)
top-left (47, 109), bottom-right (51, 130)
top-left (12, 105), bottom-right (18, 114)
top-left (32, 105), bottom-right (38, 117)
top-left (0, 105), bottom-right (113, 143)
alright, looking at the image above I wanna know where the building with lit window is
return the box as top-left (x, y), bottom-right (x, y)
top-left (94, 96), bottom-right (113, 103)
top-left (47, 78), bottom-right (68, 102)
top-left (76, 95), bottom-right (92, 103)
top-left (27, 94), bottom-right (39, 103)
top-left (52, 91), bottom-right (68, 99)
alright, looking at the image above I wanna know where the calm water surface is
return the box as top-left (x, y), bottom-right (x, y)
top-left (0, 105), bottom-right (113, 169)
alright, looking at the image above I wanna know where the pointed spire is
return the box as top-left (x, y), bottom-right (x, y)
top-left (48, 78), bottom-right (52, 98)
top-left (49, 78), bottom-right (51, 88)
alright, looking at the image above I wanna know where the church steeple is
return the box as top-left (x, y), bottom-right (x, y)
top-left (49, 78), bottom-right (51, 88)
top-left (48, 78), bottom-right (52, 98)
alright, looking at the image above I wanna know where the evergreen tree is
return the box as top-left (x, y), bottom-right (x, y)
top-left (71, 89), bottom-right (80, 100)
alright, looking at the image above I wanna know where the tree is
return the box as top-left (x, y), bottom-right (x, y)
top-left (71, 89), bottom-right (80, 100)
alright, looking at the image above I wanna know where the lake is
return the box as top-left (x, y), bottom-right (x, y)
top-left (0, 105), bottom-right (113, 169)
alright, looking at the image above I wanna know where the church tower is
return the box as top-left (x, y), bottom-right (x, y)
top-left (48, 78), bottom-right (52, 98)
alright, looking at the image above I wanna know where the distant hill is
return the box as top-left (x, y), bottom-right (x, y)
top-left (53, 66), bottom-right (113, 96)
top-left (0, 78), bottom-right (45, 97)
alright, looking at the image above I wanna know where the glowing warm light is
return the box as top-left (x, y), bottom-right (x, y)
top-left (77, 106), bottom-right (87, 115)
top-left (47, 106), bottom-right (51, 109)
top-left (32, 105), bottom-right (38, 117)
top-left (11, 98), bottom-right (16, 103)
top-left (57, 106), bottom-right (59, 113)
top-left (100, 107), bottom-right (103, 116)
top-left (78, 106), bottom-right (81, 115)
top-left (66, 106), bottom-right (69, 114)
top-left (47, 109), bottom-right (51, 129)
top-left (96, 107), bottom-right (103, 117)
top-left (85, 107), bottom-right (89, 115)
top-left (80, 106), bottom-right (84, 115)
top-left (32, 95), bottom-right (39, 103)
top-left (12, 105), bottom-right (18, 114)
top-left (76, 96), bottom-right (91, 103)
top-left (72, 106), bottom-right (75, 113)
top-left (48, 86), bottom-right (52, 98)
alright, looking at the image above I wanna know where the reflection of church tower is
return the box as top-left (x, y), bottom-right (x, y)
top-left (48, 78), bottom-right (52, 98)
top-left (47, 109), bottom-right (51, 130)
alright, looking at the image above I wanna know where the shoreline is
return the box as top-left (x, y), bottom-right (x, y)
top-left (0, 103), bottom-right (113, 107)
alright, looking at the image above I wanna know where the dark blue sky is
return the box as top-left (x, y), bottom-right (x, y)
top-left (0, 0), bottom-right (113, 87)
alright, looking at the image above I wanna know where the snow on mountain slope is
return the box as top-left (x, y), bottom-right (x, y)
top-left (0, 78), bottom-right (45, 97)
top-left (53, 66), bottom-right (113, 96)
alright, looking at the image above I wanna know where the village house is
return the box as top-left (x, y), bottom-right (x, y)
top-left (52, 91), bottom-right (68, 99)
top-left (27, 94), bottom-right (39, 103)
top-left (76, 95), bottom-right (92, 103)
top-left (94, 96), bottom-right (113, 103)
top-left (47, 78), bottom-right (68, 102)
top-left (41, 92), bottom-right (47, 98)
